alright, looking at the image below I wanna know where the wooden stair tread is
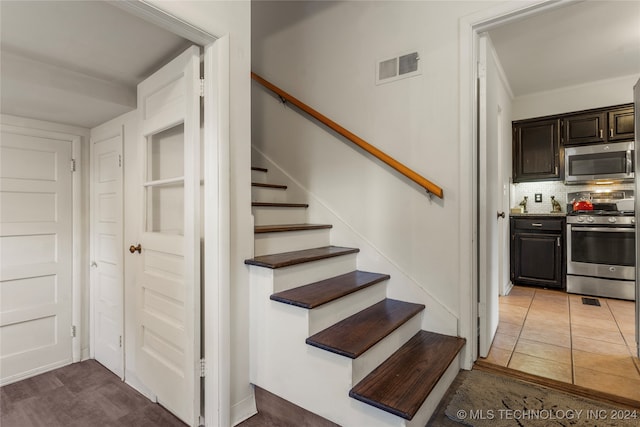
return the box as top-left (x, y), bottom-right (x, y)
top-left (251, 166), bottom-right (268, 172)
top-left (245, 246), bottom-right (359, 269)
top-left (252, 182), bottom-right (287, 189)
top-left (305, 299), bottom-right (424, 359)
top-left (255, 223), bottom-right (332, 233)
top-left (271, 271), bottom-right (390, 309)
top-left (349, 330), bottom-right (466, 420)
top-left (252, 202), bottom-right (309, 208)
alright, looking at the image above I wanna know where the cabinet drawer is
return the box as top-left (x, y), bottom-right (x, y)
top-left (513, 219), bottom-right (563, 231)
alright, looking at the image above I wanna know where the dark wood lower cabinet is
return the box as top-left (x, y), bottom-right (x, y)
top-left (510, 217), bottom-right (565, 289)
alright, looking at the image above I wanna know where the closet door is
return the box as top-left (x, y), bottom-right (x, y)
top-left (0, 127), bottom-right (73, 385)
top-left (134, 45), bottom-right (201, 426)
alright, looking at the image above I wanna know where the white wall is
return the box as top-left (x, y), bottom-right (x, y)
top-left (146, 1), bottom-right (254, 424)
top-left (513, 73), bottom-right (639, 120)
top-left (252, 0), bottom-right (497, 333)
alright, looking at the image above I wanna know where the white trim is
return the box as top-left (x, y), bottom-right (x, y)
top-left (72, 135), bottom-right (82, 363)
top-left (458, 0), bottom-right (573, 369)
top-left (204, 35), bottom-right (232, 427)
top-left (110, 0), bottom-right (216, 46)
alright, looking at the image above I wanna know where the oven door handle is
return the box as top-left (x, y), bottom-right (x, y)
top-left (570, 226), bottom-right (635, 233)
top-left (626, 149), bottom-right (632, 174)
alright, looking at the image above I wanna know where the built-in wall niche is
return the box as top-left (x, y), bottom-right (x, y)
top-left (145, 123), bottom-right (184, 235)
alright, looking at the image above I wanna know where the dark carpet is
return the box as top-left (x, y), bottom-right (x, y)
top-left (0, 360), bottom-right (186, 427)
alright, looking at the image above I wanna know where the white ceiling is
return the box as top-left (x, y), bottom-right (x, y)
top-left (1, 1), bottom-right (639, 128)
top-left (488, 0), bottom-right (640, 97)
top-left (0, 0), bottom-right (193, 128)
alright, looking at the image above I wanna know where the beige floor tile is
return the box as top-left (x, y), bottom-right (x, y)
top-left (571, 336), bottom-right (632, 357)
top-left (491, 332), bottom-right (518, 352)
top-left (496, 321), bottom-right (522, 337)
top-left (482, 346), bottom-right (512, 367)
top-left (513, 338), bottom-right (571, 364)
top-left (499, 304), bottom-right (528, 325)
top-left (508, 352), bottom-right (572, 383)
top-left (500, 294), bottom-right (533, 308)
top-left (569, 304), bottom-right (616, 321)
top-left (572, 349), bottom-right (640, 379)
top-left (571, 324), bottom-right (626, 345)
top-left (528, 301), bottom-right (569, 315)
top-left (525, 311), bottom-right (570, 326)
top-left (574, 366), bottom-right (640, 401)
top-left (570, 314), bottom-right (619, 332)
top-left (522, 318), bottom-right (571, 335)
top-left (509, 286), bottom-right (535, 296)
top-left (519, 325), bottom-right (571, 348)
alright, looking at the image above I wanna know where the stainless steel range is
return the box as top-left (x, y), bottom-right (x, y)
top-left (566, 190), bottom-right (636, 301)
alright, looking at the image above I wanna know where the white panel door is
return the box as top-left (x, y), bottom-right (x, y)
top-left (478, 34), bottom-right (500, 358)
top-left (91, 128), bottom-right (124, 378)
top-left (135, 45), bottom-right (201, 426)
top-left (0, 127), bottom-right (73, 385)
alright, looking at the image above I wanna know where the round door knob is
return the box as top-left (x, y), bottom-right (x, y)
top-left (497, 211), bottom-right (506, 219)
top-left (129, 244), bottom-right (142, 254)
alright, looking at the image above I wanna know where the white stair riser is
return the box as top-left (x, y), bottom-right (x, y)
top-left (251, 169), bottom-right (268, 183)
top-left (252, 186), bottom-right (288, 203)
top-left (351, 314), bottom-right (422, 386)
top-left (253, 206), bottom-right (308, 225)
top-left (254, 229), bottom-right (331, 257)
top-left (308, 282), bottom-right (386, 335)
top-left (272, 253), bottom-right (357, 292)
top-left (250, 291), bottom-right (407, 427)
top-left (405, 356), bottom-right (460, 427)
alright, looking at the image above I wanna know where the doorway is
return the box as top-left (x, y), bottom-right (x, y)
top-left (460, 0), bottom-right (640, 398)
top-left (1, 2), bottom-right (226, 426)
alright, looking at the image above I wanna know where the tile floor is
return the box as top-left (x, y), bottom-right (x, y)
top-left (481, 286), bottom-right (640, 402)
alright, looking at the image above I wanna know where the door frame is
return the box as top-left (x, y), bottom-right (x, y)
top-left (458, 0), bottom-right (574, 368)
top-left (0, 114), bottom-right (85, 366)
top-left (108, 3), bottom-right (228, 425)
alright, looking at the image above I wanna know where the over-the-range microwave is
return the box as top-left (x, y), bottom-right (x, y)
top-left (564, 140), bottom-right (634, 184)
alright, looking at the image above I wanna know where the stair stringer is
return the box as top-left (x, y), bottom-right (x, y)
top-left (251, 147), bottom-right (459, 336)
top-left (248, 264), bottom-right (444, 427)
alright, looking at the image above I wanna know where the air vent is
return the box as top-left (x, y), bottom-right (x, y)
top-left (376, 51), bottom-right (421, 85)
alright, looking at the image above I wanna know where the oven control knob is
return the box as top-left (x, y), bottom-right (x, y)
top-left (608, 217), bottom-right (617, 223)
top-left (587, 216), bottom-right (595, 223)
top-left (577, 216), bottom-right (584, 223)
top-left (632, 218), bottom-right (636, 224)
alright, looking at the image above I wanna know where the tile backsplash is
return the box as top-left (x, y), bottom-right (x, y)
top-left (511, 181), bottom-right (634, 214)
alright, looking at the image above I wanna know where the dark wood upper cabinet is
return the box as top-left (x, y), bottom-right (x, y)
top-left (561, 103), bottom-right (634, 146)
top-left (607, 105), bottom-right (635, 142)
top-left (513, 118), bottom-right (561, 182)
top-left (562, 112), bottom-right (605, 145)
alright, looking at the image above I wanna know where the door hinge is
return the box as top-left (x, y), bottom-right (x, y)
top-left (200, 358), bottom-right (206, 378)
top-left (71, 325), bottom-right (77, 338)
top-left (199, 78), bottom-right (205, 98)
top-left (198, 415), bottom-right (205, 426)
top-left (70, 159), bottom-right (77, 172)
top-left (119, 336), bottom-right (123, 348)
top-left (118, 155), bottom-right (122, 168)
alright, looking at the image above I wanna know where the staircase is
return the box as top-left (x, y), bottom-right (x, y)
top-left (246, 166), bottom-right (465, 427)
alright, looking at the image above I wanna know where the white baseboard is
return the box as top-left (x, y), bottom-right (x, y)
top-left (231, 392), bottom-right (257, 426)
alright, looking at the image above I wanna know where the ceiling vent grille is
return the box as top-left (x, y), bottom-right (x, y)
top-left (376, 51), bottom-right (421, 85)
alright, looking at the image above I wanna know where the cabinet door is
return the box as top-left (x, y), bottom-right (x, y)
top-left (607, 106), bottom-right (634, 142)
top-left (512, 232), bottom-right (563, 288)
top-left (562, 112), bottom-right (605, 145)
top-left (513, 119), bottom-right (561, 182)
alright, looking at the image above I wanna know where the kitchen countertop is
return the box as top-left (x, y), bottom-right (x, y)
top-left (509, 212), bottom-right (567, 217)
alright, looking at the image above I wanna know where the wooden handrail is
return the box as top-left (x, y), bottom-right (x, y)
top-left (251, 72), bottom-right (444, 199)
